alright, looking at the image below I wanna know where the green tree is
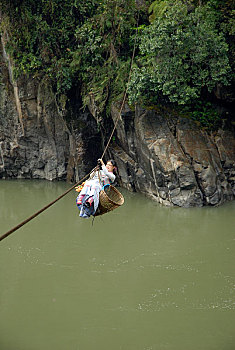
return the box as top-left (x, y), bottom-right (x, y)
top-left (128, 1), bottom-right (231, 105)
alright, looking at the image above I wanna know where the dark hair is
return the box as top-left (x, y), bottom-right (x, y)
top-left (107, 159), bottom-right (117, 175)
top-left (108, 159), bottom-right (116, 167)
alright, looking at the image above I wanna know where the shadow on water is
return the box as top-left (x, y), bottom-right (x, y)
top-left (0, 180), bottom-right (235, 350)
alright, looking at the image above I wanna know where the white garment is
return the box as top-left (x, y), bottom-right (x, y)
top-left (90, 165), bottom-right (115, 186)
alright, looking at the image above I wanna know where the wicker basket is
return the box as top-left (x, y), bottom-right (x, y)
top-left (95, 185), bottom-right (124, 216)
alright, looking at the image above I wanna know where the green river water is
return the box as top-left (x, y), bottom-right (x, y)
top-left (0, 179), bottom-right (235, 350)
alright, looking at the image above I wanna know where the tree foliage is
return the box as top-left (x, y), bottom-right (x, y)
top-left (0, 0), bottom-right (143, 112)
top-left (127, 1), bottom-right (232, 105)
top-left (70, 0), bottom-right (140, 112)
top-left (0, 0), bottom-right (234, 123)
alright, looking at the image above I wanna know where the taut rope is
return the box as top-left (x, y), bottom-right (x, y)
top-left (0, 167), bottom-right (96, 242)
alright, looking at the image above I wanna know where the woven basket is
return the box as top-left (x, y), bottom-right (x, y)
top-left (95, 185), bottom-right (124, 216)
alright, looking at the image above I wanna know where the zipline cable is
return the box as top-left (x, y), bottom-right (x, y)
top-left (0, 167), bottom-right (97, 242)
top-left (0, 14), bottom-right (139, 243)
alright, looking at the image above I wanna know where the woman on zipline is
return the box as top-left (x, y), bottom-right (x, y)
top-left (76, 159), bottom-right (117, 218)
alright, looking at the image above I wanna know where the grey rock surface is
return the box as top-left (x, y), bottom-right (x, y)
top-left (109, 103), bottom-right (235, 207)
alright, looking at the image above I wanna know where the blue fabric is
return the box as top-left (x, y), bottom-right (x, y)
top-left (101, 184), bottom-right (110, 191)
top-left (76, 194), bottom-right (96, 218)
top-left (79, 179), bottom-right (100, 213)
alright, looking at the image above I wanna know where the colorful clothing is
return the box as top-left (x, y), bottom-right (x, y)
top-left (76, 165), bottom-right (115, 218)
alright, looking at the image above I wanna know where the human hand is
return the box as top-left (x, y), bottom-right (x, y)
top-left (97, 159), bottom-right (102, 170)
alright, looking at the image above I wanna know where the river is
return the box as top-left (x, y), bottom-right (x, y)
top-left (0, 179), bottom-right (235, 350)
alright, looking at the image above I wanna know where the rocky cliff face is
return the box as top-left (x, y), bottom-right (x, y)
top-left (0, 44), bottom-right (101, 183)
top-left (109, 104), bottom-right (235, 207)
top-left (1, 41), bottom-right (235, 207)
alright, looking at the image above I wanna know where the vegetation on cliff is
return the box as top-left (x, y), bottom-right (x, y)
top-left (0, 0), bottom-right (234, 127)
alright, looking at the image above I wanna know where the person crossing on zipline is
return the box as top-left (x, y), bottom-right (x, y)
top-left (76, 159), bottom-right (117, 218)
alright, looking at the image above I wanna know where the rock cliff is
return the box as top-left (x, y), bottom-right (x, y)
top-left (0, 39), bottom-right (102, 183)
top-left (109, 104), bottom-right (235, 207)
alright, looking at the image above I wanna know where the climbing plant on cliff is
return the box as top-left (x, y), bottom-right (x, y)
top-left (127, 1), bottom-right (232, 106)
top-left (0, 0), bottom-right (99, 91)
top-left (0, 0), bottom-right (144, 114)
top-left (70, 0), bottom-right (140, 114)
